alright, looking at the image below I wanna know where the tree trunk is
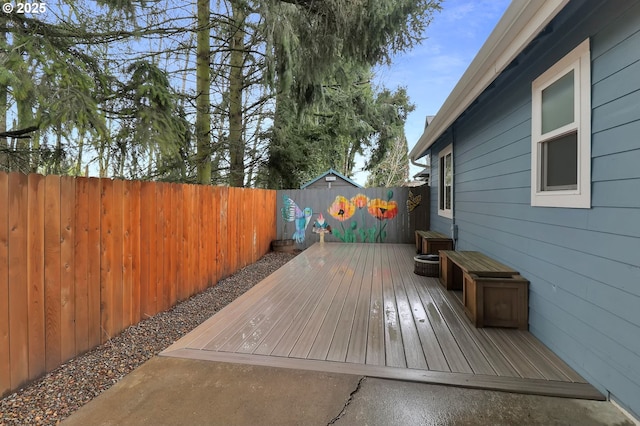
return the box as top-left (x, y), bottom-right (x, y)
top-left (228, 1), bottom-right (246, 187)
top-left (75, 133), bottom-right (84, 176)
top-left (195, 0), bottom-right (212, 184)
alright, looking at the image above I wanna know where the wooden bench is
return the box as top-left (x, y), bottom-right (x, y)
top-left (439, 251), bottom-right (528, 329)
top-left (414, 230), bottom-right (453, 255)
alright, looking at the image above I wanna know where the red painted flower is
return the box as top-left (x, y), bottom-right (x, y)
top-left (367, 199), bottom-right (398, 220)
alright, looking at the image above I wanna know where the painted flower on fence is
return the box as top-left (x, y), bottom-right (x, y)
top-left (367, 199), bottom-right (399, 220)
top-left (327, 195), bottom-right (355, 221)
top-left (351, 193), bottom-right (368, 209)
top-left (327, 195), bottom-right (356, 242)
top-left (351, 193), bottom-right (376, 242)
top-left (367, 190), bottom-right (397, 242)
top-left (325, 190), bottom-right (400, 244)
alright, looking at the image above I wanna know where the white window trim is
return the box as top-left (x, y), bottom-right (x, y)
top-left (438, 144), bottom-right (453, 219)
top-left (531, 38), bottom-right (591, 208)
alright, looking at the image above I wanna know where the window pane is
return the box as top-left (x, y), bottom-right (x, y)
top-left (542, 70), bottom-right (574, 134)
top-left (444, 154), bottom-right (452, 186)
top-left (445, 186), bottom-right (451, 210)
top-left (542, 132), bottom-right (577, 190)
top-left (439, 155), bottom-right (445, 210)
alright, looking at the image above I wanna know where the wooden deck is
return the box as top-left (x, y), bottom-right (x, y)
top-left (161, 243), bottom-right (603, 400)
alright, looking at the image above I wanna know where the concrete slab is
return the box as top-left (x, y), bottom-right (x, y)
top-left (62, 357), bottom-right (360, 426)
top-left (335, 377), bottom-right (637, 426)
top-left (63, 357), bottom-right (637, 426)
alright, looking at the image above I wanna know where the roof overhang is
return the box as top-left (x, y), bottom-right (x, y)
top-left (409, 0), bottom-right (569, 160)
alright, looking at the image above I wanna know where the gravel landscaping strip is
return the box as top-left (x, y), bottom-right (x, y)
top-left (0, 250), bottom-right (299, 426)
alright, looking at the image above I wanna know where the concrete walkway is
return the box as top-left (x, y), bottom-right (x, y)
top-left (62, 357), bottom-right (636, 426)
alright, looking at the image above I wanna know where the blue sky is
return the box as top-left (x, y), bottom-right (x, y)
top-left (353, 0), bottom-right (511, 184)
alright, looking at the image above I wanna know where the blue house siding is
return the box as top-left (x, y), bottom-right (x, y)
top-left (427, 0), bottom-right (640, 417)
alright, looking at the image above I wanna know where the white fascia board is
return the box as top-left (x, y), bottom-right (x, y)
top-left (410, 0), bottom-right (570, 160)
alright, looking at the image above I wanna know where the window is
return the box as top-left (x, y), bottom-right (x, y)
top-left (531, 39), bottom-right (591, 208)
top-left (438, 144), bottom-right (453, 218)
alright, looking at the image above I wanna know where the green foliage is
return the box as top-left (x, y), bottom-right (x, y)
top-left (266, 63), bottom-right (415, 189)
top-left (366, 134), bottom-right (410, 187)
top-left (0, 0), bottom-right (439, 185)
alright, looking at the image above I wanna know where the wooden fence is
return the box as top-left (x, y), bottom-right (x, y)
top-left (276, 185), bottom-right (430, 249)
top-left (0, 172), bottom-right (277, 396)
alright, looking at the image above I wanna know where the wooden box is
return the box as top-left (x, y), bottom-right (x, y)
top-left (421, 238), bottom-right (453, 256)
top-left (415, 230), bottom-right (453, 255)
top-left (462, 273), bottom-right (529, 330)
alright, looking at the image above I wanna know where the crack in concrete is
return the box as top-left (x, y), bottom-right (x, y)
top-left (327, 376), bottom-right (365, 425)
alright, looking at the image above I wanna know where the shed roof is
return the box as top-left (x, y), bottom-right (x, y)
top-left (409, 0), bottom-right (569, 160)
top-left (300, 168), bottom-right (363, 189)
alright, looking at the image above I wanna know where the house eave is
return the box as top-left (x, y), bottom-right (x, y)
top-left (409, 0), bottom-right (569, 160)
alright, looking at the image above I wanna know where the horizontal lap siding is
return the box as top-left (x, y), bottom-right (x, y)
top-left (435, 0), bottom-right (640, 417)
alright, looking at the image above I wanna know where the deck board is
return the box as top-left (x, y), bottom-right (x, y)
top-left (345, 244), bottom-right (374, 364)
top-left (162, 243), bottom-right (603, 401)
top-left (365, 245), bottom-right (385, 366)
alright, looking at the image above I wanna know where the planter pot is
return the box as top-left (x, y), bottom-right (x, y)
top-left (271, 239), bottom-right (296, 253)
top-left (414, 254), bottom-right (440, 277)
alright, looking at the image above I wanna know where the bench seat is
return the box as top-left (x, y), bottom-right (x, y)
top-left (414, 230), bottom-right (453, 255)
top-left (439, 250), bottom-right (528, 329)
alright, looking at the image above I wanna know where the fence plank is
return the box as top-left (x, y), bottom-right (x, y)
top-left (74, 177), bottom-right (89, 355)
top-left (139, 181), bottom-right (151, 319)
top-left (162, 183), bottom-right (172, 310)
top-left (0, 173), bottom-right (9, 396)
top-left (193, 185), bottom-right (200, 293)
top-left (206, 186), bottom-right (215, 286)
top-left (173, 184), bottom-right (183, 302)
top-left (60, 176), bottom-right (76, 362)
top-left (215, 186), bottom-right (225, 281)
top-left (248, 189), bottom-right (253, 264)
top-left (180, 185), bottom-right (189, 299)
top-left (154, 183), bottom-right (165, 313)
top-left (26, 174), bottom-right (45, 380)
top-left (148, 183), bottom-right (159, 315)
top-left (111, 179), bottom-right (124, 336)
top-left (122, 180), bottom-right (133, 329)
top-left (44, 175), bottom-right (62, 370)
top-left (229, 187), bottom-right (238, 274)
top-left (100, 179), bottom-right (114, 342)
top-left (168, 184), bottom-right (177, 306)
top-left (7, 173), bottom-right (28, 391)
top-left (129, 180), bottom-right (141, 325)
top-left (86, 178), bottom-right (101, 349)
top-left (198, 185), bottom-right (207, 291)
top-left (191, 185), bottom-right (200, 294)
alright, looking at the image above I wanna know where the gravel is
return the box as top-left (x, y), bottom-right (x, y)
top-left (0, 250), bottom-right (299, 426)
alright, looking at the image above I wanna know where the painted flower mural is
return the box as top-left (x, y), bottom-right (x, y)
top-left (326, 190), bottom-right (399, 243)
top-left (368, 190), bottom-right (397, 242)
top-left (328, 195), bottom-right (357, 242)
top-left (351, 193), bottom-right (368, 209)
top-left (327, 195), bottom-right (355, 221)
top-left (367, 199), bottom-right (399, 220)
